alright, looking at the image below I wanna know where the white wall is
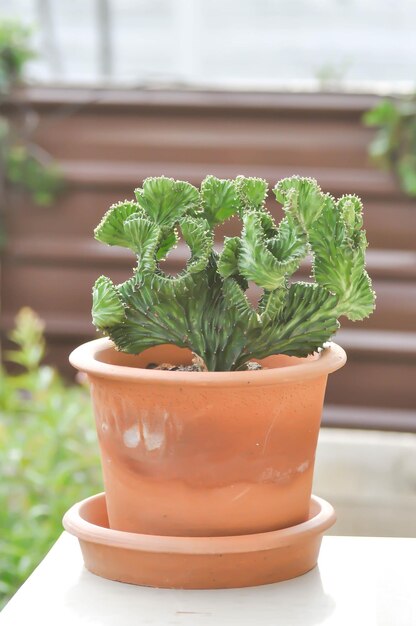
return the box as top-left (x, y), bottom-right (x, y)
top-left (1, 0), bottom-right (416, 91)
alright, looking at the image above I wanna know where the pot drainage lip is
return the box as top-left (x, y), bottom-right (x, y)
top-left (63, 493), bottom-right (336, 555)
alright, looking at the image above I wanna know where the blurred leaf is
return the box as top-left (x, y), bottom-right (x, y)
top-left (0, 20), bottom-right (34, 93)
top-left (368, 131), bottom-right (391, 164)
top-left (6, 145), bottom-right (63, 207)
top-left (6, 308), bottom-right (45, 371)
top-left (363, 99), bottom-right (400, 127)
top-left (364, 96), bottom-right (416, 197)
top-left (0, 308), bottom-right (101, 609)
top-left (398, 155), bottom-right (416, 196)
top-left (0, 19), bottom-right (62, 250)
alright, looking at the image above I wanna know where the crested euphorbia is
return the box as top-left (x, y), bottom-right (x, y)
top-left (92, 175), bottom-right (375, 371)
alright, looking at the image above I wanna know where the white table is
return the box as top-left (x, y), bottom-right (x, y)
top-left (1, 533), bottom-right (415, 625)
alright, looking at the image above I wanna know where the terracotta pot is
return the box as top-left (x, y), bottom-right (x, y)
top-left (69, 338), bottom-right (345, 537)
top-left (63, 492), bottom-right (336, 589)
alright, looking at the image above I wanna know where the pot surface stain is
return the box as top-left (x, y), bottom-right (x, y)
top-left (297, 460), bottom-right (310, 473)
top-left (260, 460), bottom-right (310, 483)
top-left (142, 423), bottom-right (164, 451)
top-left (142, 410), bottom-right (169, 451)
top-left (123, 425), bottom-right (140, 448)
top-left (231, 485), bottom-right (252, 502)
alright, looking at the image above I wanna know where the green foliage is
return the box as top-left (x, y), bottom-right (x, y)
top-left (6, 144), bottom-right (62, 206)
top-left (0, 19), bottom-right (61, 225)
top-left (0, 309), bottom-right (101, 608)
top-left (363, 97), bottom-right (416, 197)
top-left (92, 175), bottom-right (375, 371)
top-left (0, 21), bottom-right (34, 93)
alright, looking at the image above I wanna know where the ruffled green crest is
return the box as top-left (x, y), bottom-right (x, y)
top-left (134, 177), bottom-right (200, 228)
top-left (338, 195), bottom-right (364, 240)
top-left (310, 193), bottom-right (375, 320)
top-left (238, 211), bottom-right (307, 290)
top-left (274, 176), bottom-right (324, 230)
top-left (156, 229), bottom-right (179, 261)
top-left (267, 215), bottom-right (308, 266)
top-left (94, 200), bottom-right (140, 248)
top-left (92, 276), bottom-right (125, 330)
top-left (218, 236), bottom-right (240, 279)
top-left (236, 176), bottom-right (268, 211)
top-left (123, 215), bottom-right (160, 272)
top-left (200, 176), bottom-right (240, 226)
top-left (238, 211), bottom-right (287, 290)
top-left (180, 217), bottom-right (213, 275)
top-left (91, 175), bottom-right (375, 370)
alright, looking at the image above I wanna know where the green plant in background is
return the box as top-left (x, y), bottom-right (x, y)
top-left (92, 175), bottom-right (375, 371)
top-left (0, 21), bottom-right (34, 91)
top-left (363, 97), bottom-right (416, 197)
top-left (0, 308), bottom-right (101, 608)
top-left (314, 59), bottom-right (350, 91)
top-left (0, 20), bottom-right (61, 220)
top-left (5, 143), bottom-right (61, 206)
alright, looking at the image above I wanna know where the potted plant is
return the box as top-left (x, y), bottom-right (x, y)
top-left (68, 175), bottom-right (374, 585)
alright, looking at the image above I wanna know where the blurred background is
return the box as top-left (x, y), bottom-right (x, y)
top-left (1, 0), bottom-right (415, 608)
top-left (3, 0), bottom-right (416, 90)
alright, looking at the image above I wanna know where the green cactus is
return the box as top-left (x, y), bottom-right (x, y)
top-left (92, 175), bottom-right (375, 371)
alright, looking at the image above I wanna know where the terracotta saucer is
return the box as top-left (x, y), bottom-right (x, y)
top-left (63, 493), bottom-right (335, 589)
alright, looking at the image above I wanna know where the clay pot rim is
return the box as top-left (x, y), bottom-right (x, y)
top-left (63, 493), bottom-right (335, 554)
top-left (70, 338), bottom-right (346, 386)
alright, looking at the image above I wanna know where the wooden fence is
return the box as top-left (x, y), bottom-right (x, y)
top-left (2, 88), bottom-right (416, 430)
